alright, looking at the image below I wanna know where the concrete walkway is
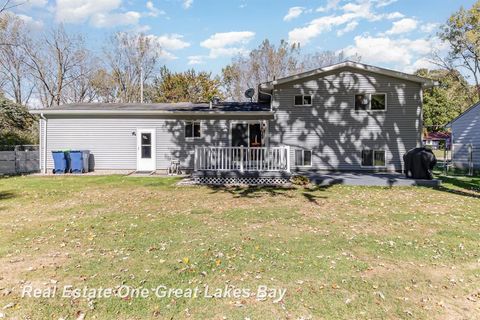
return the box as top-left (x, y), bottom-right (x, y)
top-left (308, 172), bottom-right (441, 187)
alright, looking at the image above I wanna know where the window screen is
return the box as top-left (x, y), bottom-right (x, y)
top-left (303, 95), bottom-right (312, 105)
top-left (374, 150), bottom-right (386, 166)
top-left (294, 95), bottom-right (303, 106)
top-left (371, 94), bottom-right (386, 110)
top-left (295, 149), bottom-right (312, 166)
top-left (185, 121), bottom-right (201, 138)
top-left (355, 94), bottom-right (369, 110)
top-left (362, 150), bottom-right (373, 166)
top-left (362, 150), bottom-right (385, 166)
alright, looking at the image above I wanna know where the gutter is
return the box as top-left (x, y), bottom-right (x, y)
top-left (30, 109), bottom-right (274, 116)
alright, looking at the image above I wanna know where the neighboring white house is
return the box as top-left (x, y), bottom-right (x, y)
top-left (422, 132), bottom-right (451, 150)
top-left (446, 101), bottom-right (480, 171)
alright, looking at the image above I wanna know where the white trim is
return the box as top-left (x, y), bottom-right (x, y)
top-left (184, 120), bottom-right (202, 140)
top-left (293, 94), bottom-right (313, 107)
top-left (354, 93), bottom-right (387, 112)
top-left (294, 149), bottom-right (313, 167)
top-left (360, 149), bottom-right (387, 168)
top-left (263, 61), bottom-right (437, 88)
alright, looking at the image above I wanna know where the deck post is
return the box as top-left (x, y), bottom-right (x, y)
top-left (286, 146), bottom-right (291, 172)
top-left (240, 146), bottom-right (244, 172)
top-left (194, 146), bottom-right (198, 171)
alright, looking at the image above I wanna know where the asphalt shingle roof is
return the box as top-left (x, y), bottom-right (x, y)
top-left (46, 102), bottom-right (271, 112)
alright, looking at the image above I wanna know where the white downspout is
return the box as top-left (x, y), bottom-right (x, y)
top-left (40, 113), bottom-right (47, 174)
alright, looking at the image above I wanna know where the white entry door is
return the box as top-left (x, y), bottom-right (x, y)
top-left (136, 129), bottom-right (156, 171)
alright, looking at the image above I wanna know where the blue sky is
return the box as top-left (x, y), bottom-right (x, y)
top-left (9, 0), bottom-right (477, 75)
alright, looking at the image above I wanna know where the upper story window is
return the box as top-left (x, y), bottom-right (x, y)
top-left (185, 121), bottom-right (201, 139)
top-left (355, 93), bottom-right (387, 111)
top-left (294, 95), bottom-right (312, 106)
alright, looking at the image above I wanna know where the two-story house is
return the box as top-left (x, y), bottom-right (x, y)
top-left (31, 61), bottom-right (435, 184)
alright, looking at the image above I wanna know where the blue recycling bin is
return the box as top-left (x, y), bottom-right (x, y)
top-left (52, 151), bottom-right (68, 174)
top-left (70, 150), bottom-right (84, 173)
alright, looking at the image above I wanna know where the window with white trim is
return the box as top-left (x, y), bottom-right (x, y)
top-left (355, 93), bottom-right (386, 111)
top-left (185, 121), bottom-right (201, 139)
top-left (361, 149), bottom-right (386, 167)
top-left (295, 149), bottom-right (312, 166)
top-left (294, 95), bottom-right (312, 106)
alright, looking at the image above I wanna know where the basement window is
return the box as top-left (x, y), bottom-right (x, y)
top-left (295, 149), bottom-right (312, 166)
top-left (294, 95), bottom-right (312, 106)
top-left (185, 121), bottom-right (201, 139)
top-left (361, 150), bottom-right (386, 167)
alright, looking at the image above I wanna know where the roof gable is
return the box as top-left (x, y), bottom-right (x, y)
top-left (446, 101), bottom-right (480, 127)
top-left (261, 61), bottom-right (437, 89)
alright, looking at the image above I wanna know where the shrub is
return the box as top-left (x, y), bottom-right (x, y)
top-left (290, 175), bottom-right (310, 186)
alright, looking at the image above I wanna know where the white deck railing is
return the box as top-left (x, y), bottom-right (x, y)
top-left (194, 146), bottom-right (290, 172)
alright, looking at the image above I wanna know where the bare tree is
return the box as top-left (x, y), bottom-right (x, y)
top-left (103, 32), bottom-right (161, 103)
top-left (300, 51), bottom-right (360, 71)
top-left (23, 25), bottom-right (93, 107)
top-left (0, 0), bottom-right (23, 16)
top-left (434, 1), bottom-right (480, 100)
top-left (221, 40), bottom-right (358, 101)
top-left (0, 13), bottom-right (34, 104)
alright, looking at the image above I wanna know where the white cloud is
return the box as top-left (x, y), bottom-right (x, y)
top-left (288, 0), bottom-right (411, 45)
top-left (133, 25), bottom-right (151, 33)
top-left (406, 57), bottom-right (436, 73)
top-left (288, 1), bottom-right (382, 45)
top-left (284, 7), bottom-right (304, 22)
top-left (154, 34), bottom-right (190, 50)
top-left (146, 1), bottom-right (165, 17)
top-left (55, 0), bottom-right (141, 27)
top-left (91, 11), bottom-right (141, 28)
top-left (143, 34), bottom-right (190, 60)
top-left (421, 22), bottom-right (439, 34)
top-left (337, 21), bottom-right (358, 36)
top-left (55, 0), bottom-right (121, 23)
top-left (375, 0), bottom-right (398, 8)
top-left (16, 14), bottom-right (44, 30)
top-left (188, 55), bottom-right (204, 65)
top-left (183, 0), bottom-right (193, 9)
top-left (316, 0), bottom-right (340, 12)
top-left (384, 11), bottom-right (404, 20)
top-left (158, 49), bottom-right (177, 60)
top-left (200, 31), bottom-right (255, 58)
top-left (342, 35), bottom-right (441, 71)
top-left (385, 18), bottom-right (418, 35)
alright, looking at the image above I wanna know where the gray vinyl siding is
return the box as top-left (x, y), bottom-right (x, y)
top-left (42, 115), bottom-right (264, 171)
top-left (269, 67), bottom-right (423, 172)
top-left (451, 103), bottom-right (480, 169)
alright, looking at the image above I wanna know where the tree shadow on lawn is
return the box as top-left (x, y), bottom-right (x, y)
top-left (0, 190), bottom-right (16, 211)
top-left (207, 184), bottom-right (332, 202)
top-left (0, 190), bottom-right (16, 201)
top-left (431, 175), bottom-right (480, 199)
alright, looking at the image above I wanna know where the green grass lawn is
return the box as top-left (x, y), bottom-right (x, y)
top-left (0, 175), bottom-right (479, 319)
